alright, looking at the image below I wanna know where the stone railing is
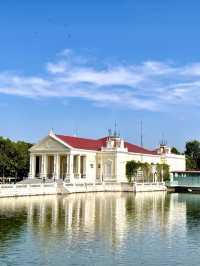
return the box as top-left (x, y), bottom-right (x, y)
top-left (134, 182), bottom-right (166, 192)
top-left (0, 183), bottom-right (57, 198)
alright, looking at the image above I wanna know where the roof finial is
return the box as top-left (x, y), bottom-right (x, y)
top-left (114, 120), bottom-right (117, 137)
top-left (49, 128), bottom-right (54, 136)
top-left (118, 130), bottom-right (120, 137)
top-left (73, 127), bottom-right (78, 137)
top-left (140, 120), bottom-right (143, 147)
top-left (160, 132), bottom-right (167, 146)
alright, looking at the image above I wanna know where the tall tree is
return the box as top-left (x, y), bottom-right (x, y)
top-left (185, 140), bottom-right (200, 169)
top-left (0, 137), bottom-right (32, 179)
top-left (171, 147), bottom-right (180, 155)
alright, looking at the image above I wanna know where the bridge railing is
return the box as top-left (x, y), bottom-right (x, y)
top-left (169, 176), bottom-right (200, 187)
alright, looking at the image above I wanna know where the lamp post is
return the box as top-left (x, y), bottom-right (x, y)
top-left (152, 164), bottom-right (156, 183)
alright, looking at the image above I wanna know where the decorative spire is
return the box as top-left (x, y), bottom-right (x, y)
top-left (160, 132), bottom-right (167, 146)
top-left (140, 120), bottom-right (143, 147)
top-left (108, 128), bottom-right (112, 137)
top-left (114, 120), bottom-right (118, 137)
top-left (49, 128), bottom-right (54, 136)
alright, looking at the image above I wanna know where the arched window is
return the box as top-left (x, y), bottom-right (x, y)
top-left (104, 160), bottom-right (112, 178)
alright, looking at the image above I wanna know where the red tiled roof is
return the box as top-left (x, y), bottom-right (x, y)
top-left (56, 135), bottom-right (105, 151)
top-left (124, 142), bottom-right (157, 155)
top-left (56, 134), bottom-right (156, 155)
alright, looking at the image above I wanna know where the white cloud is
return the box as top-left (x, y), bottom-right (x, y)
top-left (58, 48), bottom-right (72, 57)
top-left (63, 67), bottom-right (144, 87)
top-left (181, 63), bottom-right (200, 76)
top-left (47, 61), bottom-right (67, 74)
top-left (1, 49), bottom-right (200, 111)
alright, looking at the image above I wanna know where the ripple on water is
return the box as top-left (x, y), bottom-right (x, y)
top-left (0, 192), bottom-right (200, 266)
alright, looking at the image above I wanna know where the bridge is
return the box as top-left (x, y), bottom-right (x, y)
top-left (167, 171), bottom-right (200, 192)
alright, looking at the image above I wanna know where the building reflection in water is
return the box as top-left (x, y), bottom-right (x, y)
top-left (0, 192), bottom-right (188, 249)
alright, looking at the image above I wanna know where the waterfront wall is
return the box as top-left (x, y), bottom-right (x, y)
top-left (0, 183), bottom-right (57, 197)
top-left (63, 182), bottom-right (166, 194)
top-left (63, 182), bottom-right (135, 193)
top-left (134, 182), bottom-right (166, 192)
top-left (0, 182), bottom-right (166, 198)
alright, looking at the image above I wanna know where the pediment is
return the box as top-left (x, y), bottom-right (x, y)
top-left (30, 136), bottom-right (69, 152)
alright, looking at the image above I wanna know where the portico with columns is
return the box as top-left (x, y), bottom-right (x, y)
top-left (29, 131), bottom-right (88, 183)
top-left (29, 152), bottom-right (87, 181)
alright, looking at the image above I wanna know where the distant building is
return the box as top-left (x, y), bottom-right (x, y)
top-left (28, 130), bottom-right (186, 183)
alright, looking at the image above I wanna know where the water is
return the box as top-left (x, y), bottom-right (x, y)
top-left (0, 192), bottom-right (200, 266)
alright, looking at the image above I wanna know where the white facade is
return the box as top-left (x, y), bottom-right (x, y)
top-left (28, 131), bottom-right (186, 184)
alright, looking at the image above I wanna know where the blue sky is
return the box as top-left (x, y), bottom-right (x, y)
top-left (0, 0), bottom-right (200, 150)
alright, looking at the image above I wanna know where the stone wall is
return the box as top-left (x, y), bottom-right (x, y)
top-left (0, 182), bottom-right (166, 198)
top-left (0, 183), bottom-right (57, 197)
top-left (134, 182), bottom-right (166, 192)
top-left (63, 182), bottom-right (166, 194)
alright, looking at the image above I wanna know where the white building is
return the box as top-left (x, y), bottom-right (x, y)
top-left (28, 130), bottom-right (186, 183)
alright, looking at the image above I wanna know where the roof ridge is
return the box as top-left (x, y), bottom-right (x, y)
top-left (125, 141), bottom-right (153, 151)
top-left (55, 134), bottom-right (156, 154)
top-left (56, 134), bottom-right (98, 142)
top-left (97, 136), bottom-right (109, 141)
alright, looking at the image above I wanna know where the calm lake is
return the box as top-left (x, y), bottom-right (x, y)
top-left (0, 192), bottom-right (200, 266)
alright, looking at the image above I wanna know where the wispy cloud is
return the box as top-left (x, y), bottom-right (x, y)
top-left (0, 49), bottom-right (200, 111)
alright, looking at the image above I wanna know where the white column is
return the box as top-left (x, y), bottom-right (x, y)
top-left (42, 154), bottom-right (48, 178)
top-left (83, 156), bottom-right (86, 176)
top-left (53, 154), bottom-right (57, 180)
top-left (66, 154), bottom-right (70, 178)
top-left (40, 155), bottom-right (44, 178)
top-left (29, 154), bottom-right (36, 179)
top-left (28, 154), bottom-right (32, 179)
top-left (55, 154), bottom-right (60, 180)
top-left (100, 153), bottom-right (103, 182)
top-left (67, 154), bottom-right (70, 174)
top-left (69, 154), bottom-right (74, 181)
top-left (77, 155), bottom-right (80, 177)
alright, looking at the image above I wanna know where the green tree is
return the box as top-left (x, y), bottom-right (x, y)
top-left (14, 141), bottom-right (32, 177)
top-left (171, 147), bottom-right (180, 155)
top-left (126, 161), bottom-right (169, 183)
top-left (126, 160), bottom-right (139, 183)
top-left (0, 137), bottom-right (32, 180)
top-left (139, 162), bottom-right (152, 182)
top-left (156, 163), bottom-right (170, 181)
top-left (186, 155), bottom-right (197, 170)
top-left (185, 140), bottom-right (200, 169)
